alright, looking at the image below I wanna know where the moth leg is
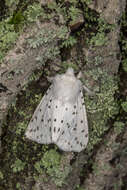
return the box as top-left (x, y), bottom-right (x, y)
top-left (77, 72), bottom-right (94, 95)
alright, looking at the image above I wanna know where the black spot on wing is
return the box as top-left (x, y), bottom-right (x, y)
top-left (37, 126), bottom-right (39, 130)
top-left (57, 128), bottom-right (60, 132)
top-left (81, 120), bottom-right (83, 123)
top-left (61, 120), bottom-right (63, 123)
top-left (54, 118), bottom-right (57, 122)
top-left (48, 118), bottom-right (51, 123)
top-left (67, 123), bottom-right (70, 128)
top-left (80, 142), bottom-right (83, 147)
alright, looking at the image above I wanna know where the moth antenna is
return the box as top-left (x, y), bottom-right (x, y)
top-left (77, 72), bottom-right (94, 95)
top-left (83, 85), bottom-right (94, 95)
top-left (77, 71), bottom-right (82, 79)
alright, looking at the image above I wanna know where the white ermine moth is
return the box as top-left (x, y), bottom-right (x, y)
top-left (25, 68), bottom-right (88, 152)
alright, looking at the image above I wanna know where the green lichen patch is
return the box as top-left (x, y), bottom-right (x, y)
top-left (84, 69), bottom-right (119, 151)
top-left (11, 159), bottom-right (26, 173)
top-left (23, 3), bottom-right (47, 23)
top-left (0, 171), bottom-right (4, 180)
top-left (114, 121), bottom-right (125, 134)
top-left (34, 149), bottom-right (71, 187)
top-left (25, 25), bottom-right (70, 67)
top-left (86, 18), bottom-right (115, 47)
top-left (120, 11), bottom-right (127, 73)
top-left (0, 20), bottom-right (18, 62)
top-left (89, 32), bottom-right (108, 46)
top-left (121, 101), bottom-right (127, 112)
top-left (0, 2), bottom-right (54, 64)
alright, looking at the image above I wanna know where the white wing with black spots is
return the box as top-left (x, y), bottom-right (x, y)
top-left (25, 68), bottom-right (89, 152)
top-left (53, 91), bottom-right (88, 152)
top-left (25, 86), bottom-right (53, 144)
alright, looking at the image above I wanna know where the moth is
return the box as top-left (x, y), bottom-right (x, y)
top-left (25, 68), bottom-right (89, 152)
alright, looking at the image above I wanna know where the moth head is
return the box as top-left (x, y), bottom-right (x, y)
top-left (65, 68), bottom-right (74, 76)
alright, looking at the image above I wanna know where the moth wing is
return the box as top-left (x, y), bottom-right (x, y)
top-left (25, 85), bottom-right (53, 144)
top-left (53, 91), bottom-right (88, 152)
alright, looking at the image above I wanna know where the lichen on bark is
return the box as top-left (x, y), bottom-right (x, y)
top-left (0, 0), bottom-right (126, 190)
